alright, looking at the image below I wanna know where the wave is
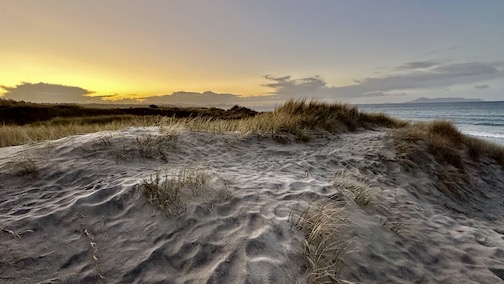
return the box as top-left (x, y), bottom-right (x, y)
top-left (462, 131), bottom-right (504, 140)
top-left (471, 122), bottom-right (504, 127)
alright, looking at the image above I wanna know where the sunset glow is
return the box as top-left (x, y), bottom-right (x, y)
top-left (1, 1), bottom-right (503, 106)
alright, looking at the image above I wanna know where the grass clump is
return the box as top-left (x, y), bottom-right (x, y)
top-left (291, 198), bottom-right (352, 284)
top-left (169, 99), bottom-right (404, 142)
top-left (394, 120), bottom-right (504, 200)
top-left (12, 157), bottom-right (39, 178)
top-left (135, 133), bottom-right (178, 160)
top-left (1, 99), bottom-right (405, 147)
top-left (0, 116), bottom-right (168, 148)
top-left (276, 99), bottom-right (405, 133)
top-left (140, 169), bottom-right (209, 214)
top-left (395, 120), bottom-right (504, 167)
top-left (334, 173), bottom-right (374, 207)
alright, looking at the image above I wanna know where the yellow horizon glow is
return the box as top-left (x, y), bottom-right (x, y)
top-left (0, 53), bottom-right (269, 100)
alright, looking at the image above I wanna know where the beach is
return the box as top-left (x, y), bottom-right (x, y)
top-left (359, 101), bottom-right (504, 146)
top-left (1, 125), bottom-right (503, 283)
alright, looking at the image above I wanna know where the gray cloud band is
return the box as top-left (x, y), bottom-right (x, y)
top-left (2, 60), bottom-right (502, 105)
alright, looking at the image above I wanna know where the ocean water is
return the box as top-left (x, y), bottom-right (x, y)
top-left (358, 101), bottom-right (504, 145)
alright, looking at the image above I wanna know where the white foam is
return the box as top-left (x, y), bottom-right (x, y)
top-left (463, 130), bottom-right (504, 139)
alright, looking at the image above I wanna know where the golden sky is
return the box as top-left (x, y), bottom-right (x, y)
top-left (1, 1), bottom-right (503, 106)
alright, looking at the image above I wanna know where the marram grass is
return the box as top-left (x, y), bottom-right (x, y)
top-left (0, 99), bottom-right (403, 147)
top-left (2, 99), bottom-right (503, 170)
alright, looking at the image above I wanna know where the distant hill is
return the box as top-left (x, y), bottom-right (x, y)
top-left (405, 97), bottom-right (484, 104)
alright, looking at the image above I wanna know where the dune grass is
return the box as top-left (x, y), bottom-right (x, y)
top-left (395, 120), bottom-right (504, 166)
top-left (0, 116), bottom-right (167, 148)
top-left (394, 120), bottom-right (504, 200)
top-left (1, 99), bottom-right (405, 147)
top-left (140, 169), bottom-right (209, 215)
top-left (334, 172), bottom-right (374, 208)
top-left (291, 198), bottom-right (352, 284)
top-left (7, 157), bottom-right (39, 178)
top-left (135, 133), bottom-right (179, 160)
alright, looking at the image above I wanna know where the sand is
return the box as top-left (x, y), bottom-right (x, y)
top-left (1, 127), bottom-right (503, 283)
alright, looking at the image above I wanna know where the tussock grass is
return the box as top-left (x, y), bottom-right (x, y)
top-left (436, 166), bottom-right (469, 200)
top-left (135, 133), bottom-right (178, 159)
top-left (291, 198), bottom-right (352, 284)
top-left (463, 136), bottom-right (504, 165)
top-left (10, 157), bottom-right (39, 178)
top-left (1, 99), bottom-right (405, 147)
top-left (381, 219), bottom-right (405, 235)
top-left (140, 169), bottom-right (209, 214)
top-left (394, 120), bottom-right (504, 200)
top-left (395, 120), bottom-right (504, 166)
top-left (17, 158), bottom-right (39, 177)
top-left (334, 174), bottom-right (374, 207)
top-left (0, 116), bottom-right (166, 147)
top-left (276, 99), bottom-right (405, 132)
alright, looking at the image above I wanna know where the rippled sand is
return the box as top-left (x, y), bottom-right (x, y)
top-left (1, 127), bottom-right (503, 283)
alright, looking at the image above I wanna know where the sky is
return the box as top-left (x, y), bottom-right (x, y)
top-left (1, 1), bottom-right (503, 107)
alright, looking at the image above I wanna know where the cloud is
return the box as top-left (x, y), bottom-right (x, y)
top-left (4, 59), bottom-right (502, 106)
top-left (108, 90), bottom-right (280, 107)
top-left (0, 82), bottom-right (277, 107)
top-left (416, 47), bottom-right (461, 58)
top-left (394, 60), bottom-right (442, 71)
top-left (262, 75), bottom-right (329, 99)
top-left (264, 61), bottom-right (504, 100)
top-left (142, 91), bottom-right (243, 105)
top-left (474, 84), bottom-right (489, 89)
top-left (0, 82), bottom-right (98, 103)
top-left (262, 75), bottom-right (404, 99)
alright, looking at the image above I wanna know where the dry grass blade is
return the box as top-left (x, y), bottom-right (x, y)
top-left (291, 198), bottom-right (352, 284)
top-left (0, 227), bottom-right (21, 239)
top-left (140, 169), bottom-right (209, 214)
top-left (393, 120), bottom-right (504, 200)
top-left (1, 99), bottom-right (405, 147)
top-left (82, 228), bottom-right (105, 280)
top-left (334, 172), bottom-right (374, 207)
top-left (10, 157), bottom-right (39, 178)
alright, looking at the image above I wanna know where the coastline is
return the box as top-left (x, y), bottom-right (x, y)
top-left (358, 101), bottom-right (504, 146)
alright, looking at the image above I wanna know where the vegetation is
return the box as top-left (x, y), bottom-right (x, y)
top-left (291, 198), bottom-right (351, 284)
top-left (394, 120), bottom-right (504, 200)
top-left (3, 97), bottom-right (504, 283)
top-left (2, 98), bottom-right (502, 169)
top-left (0, 99), bottom-right (403, 147)
top-left (0, 98), bottom-right (257, 125)
top-left (139, 169), bottom-right (209, 215)
top-left (395, 119), bottom-right (504, 167)
top-left (334, 172), bottom-right (373, 207)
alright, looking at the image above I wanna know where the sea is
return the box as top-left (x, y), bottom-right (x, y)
top-left (357, 101), bottom-right (504, 146)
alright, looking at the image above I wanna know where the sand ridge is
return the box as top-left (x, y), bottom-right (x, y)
top-left (1, 127), bottom-right (503, 283)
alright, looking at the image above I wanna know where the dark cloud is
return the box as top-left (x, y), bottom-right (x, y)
top-left (0, 82), bottom-right (277, 107)
top-left (264, 61), bottom-right (504, 100)
top-left (0, 82), bottom-right (98, 103)
top-left (142, 91), bottom-right (242, 105)
top-left (417, 47), bottom-right (461, 58)
top-left (474, 84), bottom-right (489, 89)
top-left (108, 91), bottom-right (280, 108)
top-left (262, 75), bottom-right (328, 98)
top-left (4, 60), bottom-right (501, 106)
top-left (262, 75), bottom-right (405, 99)
top-left (395, 60), bottom-right (442, 71)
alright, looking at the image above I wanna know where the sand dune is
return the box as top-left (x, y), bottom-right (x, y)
top-left (1, 127), bottom-right (503, 283)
